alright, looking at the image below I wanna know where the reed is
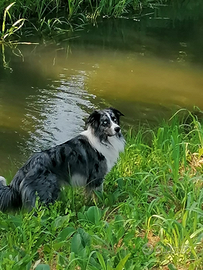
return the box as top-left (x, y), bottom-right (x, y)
top-left (0, 0), bottom-right (167, 36)
top-left (0, 2), bottom-right (25, 43)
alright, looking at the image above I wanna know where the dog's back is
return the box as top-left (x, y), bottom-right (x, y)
top-left (0, 108), bottom-right (125, 211)
top-left (0, 135), bottom-right (108, 210)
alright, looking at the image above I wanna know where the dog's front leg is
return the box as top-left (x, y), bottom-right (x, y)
top-left (95, 183), bottom-right (103, 193)
top-left (85, 178), bottom-right (104, 196)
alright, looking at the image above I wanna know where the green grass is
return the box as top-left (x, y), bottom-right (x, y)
top-left (0, 0), bottom-right (167, 38)
top-left (0, 110), bottom-right (203, 270)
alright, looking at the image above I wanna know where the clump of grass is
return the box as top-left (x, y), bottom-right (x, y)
top-left (0, 0), bottom-right (168, 38)
top-left (0, 109), bottom-right (202, 269)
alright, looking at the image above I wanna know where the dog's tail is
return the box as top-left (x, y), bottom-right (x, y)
top-left (0, 176), bottom-right (22, 212)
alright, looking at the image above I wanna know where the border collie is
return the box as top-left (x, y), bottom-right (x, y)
top-left (0, 108), bottom-right (125, 211)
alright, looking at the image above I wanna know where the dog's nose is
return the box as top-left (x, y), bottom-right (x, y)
top-left (114, 127), bottom-right (121, 133)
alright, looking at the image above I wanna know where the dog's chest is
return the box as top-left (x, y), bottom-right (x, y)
top-left (80, 130), bottom-right (125, 172)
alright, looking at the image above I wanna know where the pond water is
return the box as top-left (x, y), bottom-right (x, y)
top-left (1, 5), bottom-right (203, 174)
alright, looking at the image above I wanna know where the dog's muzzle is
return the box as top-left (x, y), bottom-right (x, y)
top-left (108, 126), bottom-right (121, 137)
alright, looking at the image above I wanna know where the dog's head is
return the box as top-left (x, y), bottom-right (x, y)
top-left (86, 108), bottom-right (124, 140)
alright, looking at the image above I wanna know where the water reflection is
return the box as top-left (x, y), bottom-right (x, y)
top-left (1, 10), bottom-right (203, 173)
top-left (25, 74), bottom-right (94, 152)
top-left (0, 59), bottom-right (95, 173)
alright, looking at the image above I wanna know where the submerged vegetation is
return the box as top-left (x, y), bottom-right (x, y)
top-left (0, 110), bottom-right (203, 269)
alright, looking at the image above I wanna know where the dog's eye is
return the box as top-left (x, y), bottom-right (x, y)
top-left (112, 117), bottom-right (117, 123)
top-left (103, 120), bottom-right (108, 126)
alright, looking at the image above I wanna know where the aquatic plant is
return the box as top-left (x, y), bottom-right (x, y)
top-left (0, 109), bottom-right (202, 269)
top-left (0, 2), bottom-right (40, 71)
top-left (0, 2), bottom-right (26, 70)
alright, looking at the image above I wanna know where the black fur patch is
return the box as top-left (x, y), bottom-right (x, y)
top-left (0, 108), bottom-right (124, 211)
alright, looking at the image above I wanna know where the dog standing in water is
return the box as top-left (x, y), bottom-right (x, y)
top-left (0, 108), bottom-right (125, 211)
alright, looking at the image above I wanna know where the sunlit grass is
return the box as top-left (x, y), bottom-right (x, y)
top-left (0, 109), bottom-right (203, 269)
top-left (0, 3), bottom-right (26, 43)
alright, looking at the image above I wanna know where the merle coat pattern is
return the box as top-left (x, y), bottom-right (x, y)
top-left (0, 108), bottom-right (125, 211)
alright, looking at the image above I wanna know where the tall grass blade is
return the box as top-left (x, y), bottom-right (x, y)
top-left (2, 2), bottom-right (15, 34)
top-left (96, 252), bottom-right (107, 270)
top-left (115, 253), bottom-right (131, 270)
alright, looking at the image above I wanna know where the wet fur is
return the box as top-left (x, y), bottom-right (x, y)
top-left (0, 108), bottom-right (125, 211)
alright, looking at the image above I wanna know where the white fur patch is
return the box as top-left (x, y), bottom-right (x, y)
top-left (71, 173), bottom-right (87, 187)
top-left (105, 112), bottom-right (120, 136)
top-left (81, 128), bottom-right (125, 172)
top-left (0, 176), bottom-right (6, 185)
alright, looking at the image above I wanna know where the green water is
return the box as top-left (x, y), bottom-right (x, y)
top-left (1, 6), bottom-right (203, 174)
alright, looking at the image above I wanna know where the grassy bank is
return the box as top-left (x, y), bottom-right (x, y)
top-left (0, 110), bottom-right (203, 270)
top-left (0, 0), bottom-right (167, 20)
top-left (0, 0), bottom-right (167, 40)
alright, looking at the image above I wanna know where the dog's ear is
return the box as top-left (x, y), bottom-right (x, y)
top-left (86, 110), bottom-right (100, 129)
top-left (109, 107), bottom-right (124, 117)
